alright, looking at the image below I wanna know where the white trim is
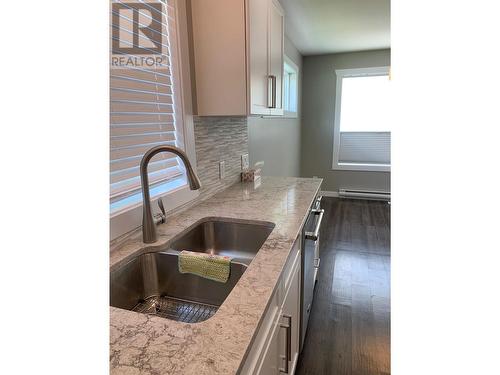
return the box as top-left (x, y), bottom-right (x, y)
top-left (332, 66), bottom-right (390, 172)
top-left (335, 66), bottom-right (389, 77)
top-left (283, 55), bottom-right (299, 118)
top-left (335, 162), bottom-right (390, 172)
top-left (284, 55), bottom-right (299, 75)
top-left (260, 114), bottom-right (298, 119)
top-left (320, 190), bottom-right (339, 198)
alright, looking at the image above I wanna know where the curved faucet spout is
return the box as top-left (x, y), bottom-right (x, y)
top-left (140, 145), bottom-right (201, 243)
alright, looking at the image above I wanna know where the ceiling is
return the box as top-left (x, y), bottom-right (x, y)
top-left (279, 0), bottom-right (390, 56)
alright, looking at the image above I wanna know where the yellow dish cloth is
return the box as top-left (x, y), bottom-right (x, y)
top-left (178, 251), bottom-right (232, 283)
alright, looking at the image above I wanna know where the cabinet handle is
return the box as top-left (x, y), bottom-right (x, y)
top-left (279, 314), bottom-right (292, 373)
top-left (268, 75), bottom-right (277, 109)
top-left (272, 75), bottom-right (277, 109)
top-left (267, 76), bottom-right (273, 108)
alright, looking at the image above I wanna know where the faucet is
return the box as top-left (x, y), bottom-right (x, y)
top-left (140, 145), bottom-right (201, 243)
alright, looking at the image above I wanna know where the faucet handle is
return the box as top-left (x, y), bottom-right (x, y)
top-left (153, 198), bottom-right (166, 225)
top-left (158, 198), bottom-right (166, 217)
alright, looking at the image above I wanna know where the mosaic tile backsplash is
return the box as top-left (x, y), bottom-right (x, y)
top-left (192, 116), bottom-right (249, 199)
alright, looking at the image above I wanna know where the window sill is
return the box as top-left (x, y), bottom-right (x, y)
top-left (332, 162), bottom-right (391, 172)
top-left (110, 178), bottom-right (199, 240)
top-left (259, 112), bottom-right (298, 119)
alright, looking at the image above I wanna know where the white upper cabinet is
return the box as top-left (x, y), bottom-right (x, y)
top-left (249, 0), bottom-right (271, 115)
top-left (267, 0), bottom-right (284, 116)
top-left (190, 0), bottom-right (285, 116)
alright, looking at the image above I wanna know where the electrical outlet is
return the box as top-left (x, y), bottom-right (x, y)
top-left (219, 161), bottom-right (225, 179)
top-left (241, 153), bottom-right (249, 170)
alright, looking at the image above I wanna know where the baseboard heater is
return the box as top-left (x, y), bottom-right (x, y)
top-left (338, 188), bottom-right (391, 201)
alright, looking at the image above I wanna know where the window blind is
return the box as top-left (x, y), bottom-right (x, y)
top-left (338, 132), bottom-right (391, 165)
top-left (110, 0), bottom-right (185, 209)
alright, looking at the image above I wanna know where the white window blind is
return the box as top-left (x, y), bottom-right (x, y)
top-left (333, 67), bottom-right (391, 172)
top-left (338, 132), bottom-right (390, 164)
top-left (110, 0), bottom-right (186, 214)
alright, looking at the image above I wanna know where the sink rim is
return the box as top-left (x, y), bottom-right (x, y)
top-left (167, 216), bottom-right (276, 263)
top-left (110, 217), bottom-right (276, 273)
top-left (168, 216), bottom-right (276, 243)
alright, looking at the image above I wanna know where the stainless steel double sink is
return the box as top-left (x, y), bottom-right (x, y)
top-left (110, 218), bottom-right (275, 323)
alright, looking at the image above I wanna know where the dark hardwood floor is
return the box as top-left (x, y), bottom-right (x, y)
top-left (296, 198), bottom-right (390, 375)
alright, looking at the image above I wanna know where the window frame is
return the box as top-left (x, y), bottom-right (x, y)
top-left (110, 0), bottom-right (199, 240)
top-left (283, 55), bottom-right (299, 118)
top-left (332, 66), bottom-right (391, 172)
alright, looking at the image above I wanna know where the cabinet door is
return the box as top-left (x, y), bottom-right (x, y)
top-left (281, 261), bottom-right (301, 374)
top-left (249, 0), bottom-right (271, 115)
top-left (268, 0), bottom-right (284, 116)
top-left (190, 0), bottom-right (247, 116)
top-left (256, 319), bottom-right (280, 375)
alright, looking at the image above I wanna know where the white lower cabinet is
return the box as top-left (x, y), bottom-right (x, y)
top-left (280, 260), bottom-right (300, 374)
top-left (241, 238), bottom-right (301, 375)
top-left (255, 318), bottom-right (281, 374)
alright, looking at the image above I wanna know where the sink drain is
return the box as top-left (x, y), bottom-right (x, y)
top-left (132, 296), bottom-right (219, 323)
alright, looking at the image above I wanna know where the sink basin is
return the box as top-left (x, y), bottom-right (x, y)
top-left (169, 218), bottom-right (275, 265)
top-left (110, 251), bottom-right (248, 323)
top-left (110, 218), bottom-right (275, 323)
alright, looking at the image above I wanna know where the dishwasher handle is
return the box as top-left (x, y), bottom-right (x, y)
top-left (305, 208), bottom-right (324, 241)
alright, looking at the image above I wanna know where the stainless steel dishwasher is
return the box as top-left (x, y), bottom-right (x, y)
top-left (300, 195), bottom-right (324, 351)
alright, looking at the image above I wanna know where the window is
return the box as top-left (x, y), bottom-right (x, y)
top-left (110, 0), bottom-right (197, 239)
top-left (333, 67), bottom-right (391, 172)
top-left (283, 56), bottom-right (298, 117)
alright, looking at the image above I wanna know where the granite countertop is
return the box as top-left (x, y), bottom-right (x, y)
top-left (110, 176), bottom-right (322, 375)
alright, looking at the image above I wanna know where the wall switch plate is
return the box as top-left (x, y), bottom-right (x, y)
top-left (219, 161), bottom-right (225, 179)
top-left (241, 153), bottom-right (249, 170)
